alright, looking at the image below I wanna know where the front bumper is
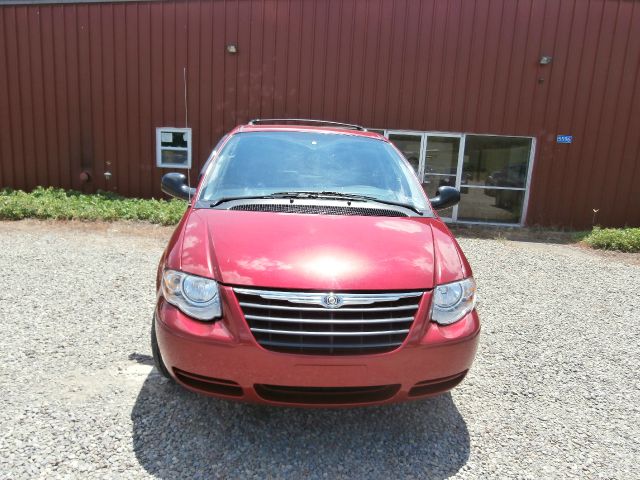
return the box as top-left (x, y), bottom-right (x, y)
top-left (155, 286), bottom-right (480, 407)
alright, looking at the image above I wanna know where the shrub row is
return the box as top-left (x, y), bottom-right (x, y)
top-left (0, 187), bottom-right (186, 226)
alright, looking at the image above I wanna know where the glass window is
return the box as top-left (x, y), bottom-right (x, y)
top-left (457, 188), bottom-right (525, 223)
top-left (462, 136), bottom-right (531, 188)
top-left (387, 134), bottom-right (422, 174)
top-left (156, 127), bottom-right (192, 168)
top-left (425, 136), bottom-right (459, 175)
top-left (199, 131), bottom-right (430, 211)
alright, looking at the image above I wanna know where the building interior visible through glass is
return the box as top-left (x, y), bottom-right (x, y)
top-left (383, 131), bottom-right (532, 224)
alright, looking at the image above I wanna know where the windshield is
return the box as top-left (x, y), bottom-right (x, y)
top-left (198, 131), bottom-right (430, 212)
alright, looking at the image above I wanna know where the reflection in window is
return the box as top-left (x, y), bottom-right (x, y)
top-left (462, 136), bottom-right (531, 188)
top-left (425, 137), bottom-right (459, 175)
top-left (388, 134), bottom-right (421, 173)
top-left (457, 188), bottom-right (525, 223)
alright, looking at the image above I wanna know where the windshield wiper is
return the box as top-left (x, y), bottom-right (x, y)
top-left (209, 191), bottom-right (423, 215)
top-left (313, 191), bottom-right (423, 215)
top-left (267, 191), bottom-right (423, 214)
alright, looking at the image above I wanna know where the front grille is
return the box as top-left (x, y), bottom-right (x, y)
top-left (229, 203), bottom-right (407, 217)
top-left (234, 288), bottom-right (423, 355)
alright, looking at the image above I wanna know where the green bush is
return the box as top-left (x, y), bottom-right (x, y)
top-left (583, 226), bottom-right (640, 253)
top-left (0, 187), bottom-right (187, 226)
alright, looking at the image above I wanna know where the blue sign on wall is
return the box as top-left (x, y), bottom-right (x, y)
top-left (557, 135), bottom-right (573, 144)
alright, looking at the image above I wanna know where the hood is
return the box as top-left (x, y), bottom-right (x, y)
top-left (178, 209), bottom-right (467, 290)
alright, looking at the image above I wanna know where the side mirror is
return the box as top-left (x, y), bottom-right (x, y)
top-left (161, 173), bottom-right (196, 201)
top-left (429, 186), bottom-right (461, 210)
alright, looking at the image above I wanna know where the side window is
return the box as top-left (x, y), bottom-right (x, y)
top-left (156, 128), bottom-right (192, 168)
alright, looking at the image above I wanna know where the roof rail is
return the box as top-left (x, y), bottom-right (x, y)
top-left (247, 118), bottom-right (367, 131)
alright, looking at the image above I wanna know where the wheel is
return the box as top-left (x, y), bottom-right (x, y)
top-left (151, 317), bottom-right (172, 380)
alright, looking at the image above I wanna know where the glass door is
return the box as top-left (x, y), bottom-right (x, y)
top-left (386, 132), bottom-right (424, 176)
top-left (422, 135), bottom-right (462, 220)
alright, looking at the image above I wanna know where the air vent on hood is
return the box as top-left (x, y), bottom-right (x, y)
top-left (229, 203), bottom-right (407, 217)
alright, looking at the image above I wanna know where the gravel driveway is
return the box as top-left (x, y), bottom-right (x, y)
top-left (0, 220), bottom-right (638, 479)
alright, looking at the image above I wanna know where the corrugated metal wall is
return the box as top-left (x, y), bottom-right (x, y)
top-left (0, 0), bottom-right (639, 228)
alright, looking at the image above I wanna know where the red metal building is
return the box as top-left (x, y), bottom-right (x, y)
top-left (0, 0), bottom-right (639, 228)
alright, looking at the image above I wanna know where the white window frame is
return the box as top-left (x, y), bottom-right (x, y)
top-left (383, 129), bottom-right (536, 226)
top-left (156, 127), bottom-right (192, 169)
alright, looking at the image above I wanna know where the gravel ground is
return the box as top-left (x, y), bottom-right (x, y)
top-left (0, 220), bottom-right (638, 479)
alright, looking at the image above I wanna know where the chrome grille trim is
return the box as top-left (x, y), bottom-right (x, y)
top-left (234, 288), bottom-right (422, 307)
top-left (245, 314), bottom-right (414, 324)
top-left (250, 328), bottom-right (411, 336)
top-left (239, 302), bottom-right (418, 313)
top-left (234, 287), bottom-right (424, 355)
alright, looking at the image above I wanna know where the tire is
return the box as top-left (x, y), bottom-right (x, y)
top-left (151, 317), bottom-right (172, 380)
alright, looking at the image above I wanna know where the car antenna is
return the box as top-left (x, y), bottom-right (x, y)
top-left (183, 66), bottom-right (192, 202)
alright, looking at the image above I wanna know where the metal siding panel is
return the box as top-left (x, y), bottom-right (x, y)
top-left (99, 4), bottom-right (116, 192)
top-left (88, 3), bottom-right (106, 191)
top-left (395, 0), bottom-right (422, 129)
top-left (197, 0), bottom-right (214, 171)
top-left (359, 0), bottom-right (381, 126)
top-left (223, 0), bottom-right (238, 130)
top-left (309, 0), bottom-right (328, 119)
top-left (149, 1), bottom-right (164, 197)
top-left (0, 8), bottom-right (16, 187)
top-left (579, 0), bottom-right (633, 227)
top-left (436, 0), bottom-right (461, 131)
top-left (347, 0), bottom-right (369, 124)
top-left (502, 0), bottom-right (533, 133)
top-left (248, 0), bottom-right (265, 120)
top-left (185, 0), bottom-right (203, 172)
top-left (15, 7), bottom-right (37, 190)
top-left (383, 0), bottom-right (407, 128)
top-left (449, 0), bottom-right (474, 133)
top-left (260, 0), bottom-right (277, 118)
top-left (422, 0), bottom-right (447, 129)
top-left (514, 0), bottom-right (546, 135)
top-left (28, 6), bottom-right (50, 188)
top-left (560, 0), bottom-right (610, 227)
top-left (272, 0), bottom-right (289, 117)
top-left (126, 4), bottom-right (141, 196)
top-left (236, 0), bottom-right (253, 121)
top-left (112, 4), bottom-right (128, 194)
top-left (487, 0), bottom-right (518, 134)
top-left (611, 2), bottom-right (640, 226)
top-left (137, 2), bottom-right (153, 197)
top-left (541, 0), bottom-right (591, 225)
top-left (321, 0), bottom-right (341, 120)
top-left (39, 6), bottom-right (60, 188)
top-left (76, 4), bottom-right (95, 191)
top-left (526, 0), bottom-right (570, 225)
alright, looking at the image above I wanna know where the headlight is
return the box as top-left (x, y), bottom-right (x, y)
top-left (161, 269), bottom-right (221, 321)
top-left (431, 277), bottom-right (476, 325)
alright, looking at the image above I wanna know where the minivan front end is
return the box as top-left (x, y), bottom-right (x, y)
top-left (152, 122), bottom-right (480, 407)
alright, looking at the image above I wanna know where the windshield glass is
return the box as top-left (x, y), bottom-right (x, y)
top-left (199, 131), bottom-right (430, 212)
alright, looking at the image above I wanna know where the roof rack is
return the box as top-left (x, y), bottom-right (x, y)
top-left (247, 118), bottom-right (367, 131)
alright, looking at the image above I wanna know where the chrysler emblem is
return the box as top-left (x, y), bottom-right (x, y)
top-left (322, 294), bottom-right (343, 309)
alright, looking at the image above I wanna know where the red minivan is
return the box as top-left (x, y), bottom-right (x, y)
top-left (152, 119), bottom-right (479, 407)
